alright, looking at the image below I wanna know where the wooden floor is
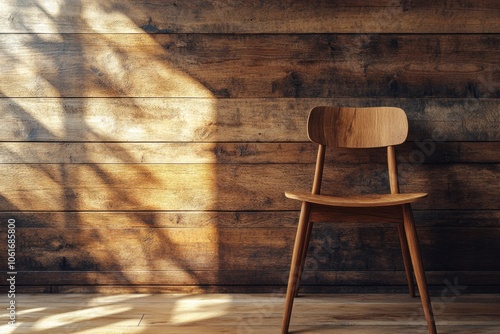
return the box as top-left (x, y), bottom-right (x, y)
top-left (1, 293), bottom-right (499, 333)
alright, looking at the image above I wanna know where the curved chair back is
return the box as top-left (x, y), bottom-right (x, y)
top-left (307, 106), bottom-right (408, 148)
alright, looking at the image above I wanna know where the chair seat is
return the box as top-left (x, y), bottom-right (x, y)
top-left (285, 192), bottom-right (428, 207)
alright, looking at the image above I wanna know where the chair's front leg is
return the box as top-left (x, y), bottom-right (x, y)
top-left (294, 218), bottom-right (313, 297)
top-left (282, 201), bottom-right (311, 334)
top-left (402, 204), bottom-right (437, 334)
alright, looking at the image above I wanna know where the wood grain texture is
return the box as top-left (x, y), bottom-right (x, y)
top-left (11, 224), bottom-right (498, 273)
top-left (0, 294), bottom-right (497, 334)
top-left (286, 193), bottom-right (427, 208)
top-left (1, 98), bottom-right (498, 142)
top-left (2, 0), bottom-right (499, 33)
top-left (1, 224), bottom-right (497, 276)
top-left (2, 210), bottom-right (499, 229)
top-left (307, 106), bottom-right (408, 147)
top-left (2, 211), bottom-right (497, 287)
top-left (1, 34), bottom-right (498, 98)
top-left (3, 271), bottom-right (500, 290)
top-left (0, 142), bottom-right (498, 164)
top-left (0, 164), bottom-right (498, 211)
top-left (0, 1), bottom-right (498, 294)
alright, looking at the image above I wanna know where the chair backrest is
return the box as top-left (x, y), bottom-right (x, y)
top-left (307, 106), bottom-right (408, 148)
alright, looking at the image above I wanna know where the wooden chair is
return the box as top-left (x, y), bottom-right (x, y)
top-left (282, 106), bottom-right (437, 334)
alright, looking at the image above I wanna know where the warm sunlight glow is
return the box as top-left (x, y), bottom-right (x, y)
top-left (170, 295), bottom-right (232, 325)
top-left (83, 99), bottom-right (218, 142)
top-left (81, 2), bottom-right (214, 98)
top-left (38, 0), bottom-right (62, 17)
top-left (13, 98), bottom-right (65, 136)
top-left (1, 0), bottom-right (220, 292)
top-left (0, 324), bottom-right (19, 334)
top-left (2, 1), bottom-right (60, 33)
top-left (84, 294), bottom-right (150, 306)
top-left (70, 320), bottom-right (145, 334)
top-left (33, 305), bottom-right (133, 330)
top-left (0, 30), bottom-right (63, 96)
top-left (82, 2), bottom-right (144, 33)
top-left (17, 307), bottom-right (48, 315)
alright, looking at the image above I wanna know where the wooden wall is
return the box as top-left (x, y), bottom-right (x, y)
top-left (0, 1), bottom-right (499, 293)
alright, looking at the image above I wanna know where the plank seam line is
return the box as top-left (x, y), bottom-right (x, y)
top-left (138, 314), bottom-right (145, 327)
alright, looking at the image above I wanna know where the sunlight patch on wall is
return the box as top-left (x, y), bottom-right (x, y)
top-left (37, 0), bottom-right (63, 17)
top-left (82, 2), bottom-right (213, 98)
top-left (81, 98), bottom-right (218, 142)
top-left (1, 0), bottom-right (221, 288)
top-left (1, 1), bottom-right (61, 33)
top-left (10, 98), bottom-right (65, 138)
top-left (0, 36), bottom-right (63, 98)
top-left (78, 2), bottom-right (221, 284)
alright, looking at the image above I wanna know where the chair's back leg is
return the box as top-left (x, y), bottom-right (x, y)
top-left (398, 221), bottom-right (416, 297)
top-left (402, 204), bottom-right (437, 334)
top-left (282, 201), bottom-right (312, 334)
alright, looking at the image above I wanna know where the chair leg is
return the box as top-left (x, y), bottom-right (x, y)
top-left (397, 221), bottom-right (416, 297)
top-left (294, 219), bottom-right (314, 297)
top-left (282, 201), bottom-right (311, 334)
top-left (402, 204), bottom-right (437, 334)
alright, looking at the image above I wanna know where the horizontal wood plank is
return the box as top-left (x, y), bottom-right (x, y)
top-left (1, 34), bottom-right (498, 98)
top-left (4, 284), bottom-right (499, 294)
top-left (1, 270), bottom-right (499, 288)
top-left (0, 164), bottom-right (498, 211)
top-left (0, 142), bottom-right (315, 164)
top-left (2, 0), bottom-right (499, 33)
top-left (0, 211), bottom-right (300, 229)
top-left (1, 210), bottom-right (499, 229)
top-left (6, 324), bottom-right (500, 334)
top-left (9, 292), bottom-right (500, 305)
top-left (1, 98), bottom-right (498, 142)
top-left (1, 225), bottom-right (498, 272)
top-left (0, 142), bottom-right (498, 164)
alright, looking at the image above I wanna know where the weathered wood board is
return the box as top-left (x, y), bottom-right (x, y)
top-left (1, 34), bottom-right (498, 98)
top-left (2, 0), bottom-right (500, 33)
top-left (0, 98), bottom-right (498, 142)
top-left (0, 163), bottom-right (498, 211)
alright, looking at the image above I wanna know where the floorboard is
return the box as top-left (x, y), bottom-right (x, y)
top-left (1, 293), bottom-right (499, 333)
